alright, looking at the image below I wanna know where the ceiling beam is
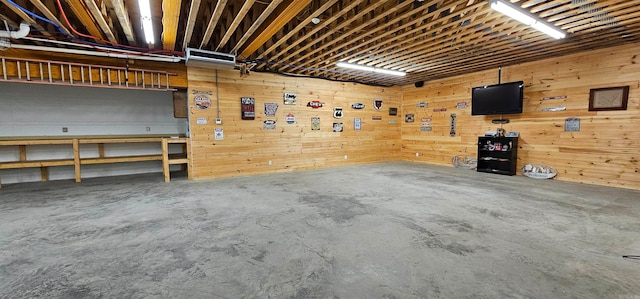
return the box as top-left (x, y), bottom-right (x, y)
top-left (106, 0), bottom-right (135, 44)
top-left (0, 0), bottom-right (51, 36)
top-left (256, 0), bottom-right (338, 60)
top-left (181, 0), bottom-right (201, 49)
top-left (83, 0), bottom-right (118, 42)
top-left (237, 0), bottom-right (310, 59)
top-left (63, 0), bottom-right (105, 40)
top-left (199, 0), bottom-right (228, 49)
top-left (29, 0), bottom-right (72, 35)
top-left (216, 0), bottom-right (256, 51)
top-left (162, 0), bottom-right (182, 50)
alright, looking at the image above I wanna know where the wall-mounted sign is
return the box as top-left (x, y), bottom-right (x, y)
top-left (405, 114), bottom-right (415, 123)
top-left (372, 116), bottom-right (382, 120)
top-left (416, 102), bottom-right (428, 108)
top-left (311, 117), bottom-right (320, 130)
top-left (333, 107), bottom-right (343, 119)
top-left (284, 93), bottom-right (297, 105)
top-left (265, 103), bottom-right (278, 117)
top-left (434, 108), bottom-right (447, 112)
top-left (196, 118), bottom-right (207, 125)
top-left (565, 117), bottom-right (580, 132)
top-left (420, 127), bottom-right (433, 131)
top-left (388, 120), bottom-right (398, 124)
top-left (542, 95), bottom-right (567, 100)
top-left (354, 118), bottom-right (361, 130)
top-left (373, 99), bottom-right (383, 110)
top-left (450, 113), bottom-right (457, 137)
top-left (456, 102), bottom-right (468, 109)
top-left (389, 107), bottom-right (398, 116)
top-left (421, 117), bottom-right (432, 132)
top-left (286, 113), bottom-right (295, 124)
top-left (214, 128), bottom-right (224, 140)
top-left (542, 107), bottom-right (566, 112)
top-left (307, 100), bottom-right (324, 108)
top-left (351, 103), bottom-right (365, 109)
top-left (241, 97), bottom-right (255, 120)
top-left (263, 120), bottom-right (276, 130)
top-left (194, 94), bottom-right (212, 110)
top-left (333, 122), bottom-right (343, 132)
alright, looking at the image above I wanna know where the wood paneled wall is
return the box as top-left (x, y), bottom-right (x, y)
top-left (187, 68), bottom-right (402, 179)
top-left (402, 43), bottom-right (639, 190)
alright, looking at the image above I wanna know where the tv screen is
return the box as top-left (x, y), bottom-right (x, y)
top-left (471, 81), bottom-right (524, 115)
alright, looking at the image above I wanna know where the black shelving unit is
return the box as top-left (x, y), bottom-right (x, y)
top-left (477, 136), bottom-right (518, 175)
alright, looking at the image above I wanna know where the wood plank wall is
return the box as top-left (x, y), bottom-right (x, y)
top-left (187, 68), bottom-right (402, 179)
top-left (401, 43), bottom-right (640, 190)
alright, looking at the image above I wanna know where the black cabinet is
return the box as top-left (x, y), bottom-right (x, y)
top-left (477, 136), bottom-right (518, 175)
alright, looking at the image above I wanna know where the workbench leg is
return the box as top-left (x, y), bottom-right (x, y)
top-left (162, 139), bottom-right (170, 182)
top-left (73, 139), bottom-right (81, 182)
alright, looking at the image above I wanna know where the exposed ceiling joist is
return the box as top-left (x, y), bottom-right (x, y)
top-left (62, 0), bottom-right (106, 40)
top-left (162, 0), bottom-right (182, 50)
top-left (216, 0), bottom-right (256, 51)
top-left (256, 0), bottom-right (338, 60)
top-left (29, 0), bottom-right (72, 35)
top-left (106, 0), bottom-right (135, 44)
top-left (82, 0), bottom-right (117, 42)
top-left (0, 0), bottom-right (51, 36)
top-left (181, 0), bottom-right (202, 49)
top-left (199, 0), bottom-right (229, 49)
top-left (237, 0), bottom-right (311, 59)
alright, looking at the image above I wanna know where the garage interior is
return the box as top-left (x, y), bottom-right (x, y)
top-left (1, 0), bottom-right (639, 297)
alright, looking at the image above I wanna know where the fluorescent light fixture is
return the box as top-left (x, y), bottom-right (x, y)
top-left (337, 62), bottom-right (406, 77)
top-left (138, 0), bottom-right (154, 44)
top-left (489, 0), bottom-right (566, 40)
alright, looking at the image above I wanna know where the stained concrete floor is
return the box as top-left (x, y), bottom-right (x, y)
top-left (0, 162), bottom-right (639, 298)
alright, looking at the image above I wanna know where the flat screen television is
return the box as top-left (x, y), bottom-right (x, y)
top-left (471, 81), bottom-right (524, 115)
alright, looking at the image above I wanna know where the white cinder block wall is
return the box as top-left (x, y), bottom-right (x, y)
top-left (0, 82), bottom-right (188, 184)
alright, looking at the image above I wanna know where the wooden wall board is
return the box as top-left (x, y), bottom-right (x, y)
top-left (187, 68), bottom-right (402, 179)
top-left (401, 42), bottom-right (640, 190)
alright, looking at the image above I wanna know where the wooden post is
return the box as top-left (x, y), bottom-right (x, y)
top-left (186, 138), bottom-right (192, 180)
top-left (98, 143), bottom-right (105, 158)
top-left (161, 138), bottom-right (170, 182)
top-left (40, 167), bottom-right (48, 182)
top-left (19, 145), bottom-right (26, 161)
top-left (73, 138), bottom-right (81, 182)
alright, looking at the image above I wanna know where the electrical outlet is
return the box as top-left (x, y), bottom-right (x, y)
top-left (215, 118), bottom-right (222, 125)
top-left (268, 160), bottom-right (272, 166)
top-left (344, 155), bottom-right (348, 160)
top-left (146, 127), bottom-right (151, 132)
top-left (416, 152), bottom-right (419, 157)
top-left (62, 127), bottom-right (68, 133)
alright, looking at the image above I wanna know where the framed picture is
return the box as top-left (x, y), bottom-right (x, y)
top-left (588, 86), bottom-right (629, 111)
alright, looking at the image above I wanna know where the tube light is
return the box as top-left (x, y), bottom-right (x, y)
top-left (337, 62), bottom-right (406, 77)
top-left (138, 0), bottom-right (154, 44)
top-left (489, 0), bottom-right (566, 40)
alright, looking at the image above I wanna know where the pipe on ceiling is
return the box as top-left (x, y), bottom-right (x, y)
top-left (7, 44), bottom-right (183, 63)
top-left (0, 23), bottom-right (30, 39)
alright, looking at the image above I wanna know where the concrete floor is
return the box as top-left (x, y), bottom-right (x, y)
top-left (0, 162), bottom-right (639, 298)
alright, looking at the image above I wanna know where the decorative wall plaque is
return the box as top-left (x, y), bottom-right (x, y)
top-left (241, 97), bottom-right (255, 120)
top-left (589, 86), bottom-right (629, 111)
top-left (564, 118), bottom-right (580, 132)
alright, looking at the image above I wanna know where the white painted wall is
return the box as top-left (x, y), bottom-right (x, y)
top-left (0, 82), bottom-right (189, 184)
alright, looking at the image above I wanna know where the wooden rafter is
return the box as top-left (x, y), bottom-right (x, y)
top-left (237, 0), bottom-right (311, 59)
top-left (0, 0), bottom-right (51, 36)
top-left (106, 0), bottom-right (135, 44)
top-left (63, 0), bottom-right (105, 40)
top-left (83, 0), bottom-right (117, 42)
top-left (199, 0), bottom-right (228, 49)
top-left (181, 0), bottom-right (201, 49)
top-left (269, 0), bottom-right (370, 71)
top-left (231, 0), bottom-right (284, 54)
top-left (216, 0), bottom-right (255, 51)
top-left (29, 0), bottom-right (72, 35)
top-left (162, 0), bottom-right (182, 50)
top-left (280, 0), bottom-right (416, 71)
top-left (255, 0), bottom-right (338, 60)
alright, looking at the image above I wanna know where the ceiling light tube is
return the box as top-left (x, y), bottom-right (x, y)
top-left (138, 0), bottom-right (154, 44)
top-left (337, 62), bottom-right (406, 77)
top-left (489, 0), bottom-right (566, 39)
